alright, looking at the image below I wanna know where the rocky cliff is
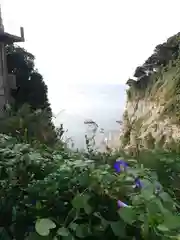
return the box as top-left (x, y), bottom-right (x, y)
top-left (121, 32), bottom-right (180, 153)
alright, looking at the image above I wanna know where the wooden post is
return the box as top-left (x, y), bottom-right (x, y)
top-left (0, 5), bottom-right (25, 117)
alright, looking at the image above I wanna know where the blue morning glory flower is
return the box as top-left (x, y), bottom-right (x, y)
top-left (134, 177), bottom-right (142, 188)
top-left (117, 200), bottom-right (128, 208)
top-left (114, 159), bottom-right (128, 173)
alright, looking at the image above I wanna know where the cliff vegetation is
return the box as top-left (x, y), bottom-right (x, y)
top-left (121, 32), bottom-right (180, 152)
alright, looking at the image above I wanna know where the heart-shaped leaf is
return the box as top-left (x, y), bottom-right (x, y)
top-left (118, 207), bottom-right (136, 225)
top-left (57, 227), bottom-right (69, 236)
top-left (72, 193), bottom-right (92, 214)
top-left (35, 218), bottom-right (56, 236)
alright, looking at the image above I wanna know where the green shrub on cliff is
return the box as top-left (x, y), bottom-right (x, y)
top-left (126, 32), bottom-right (180, 102)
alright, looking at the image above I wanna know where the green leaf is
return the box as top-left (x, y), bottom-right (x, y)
top-left (0, 227), bottom-right (12, 240)
top-left (71, 160), bottom-right (89, 168)
top-left (127, 168), bottom-right (141, 176)
top-left (142, 217), bottom-right (149, 238)
top-left (131, 195), bottom-right (143, 205)
top-left (174, 234), bottom-right (180, 240)
top-left (57, 227), bottom-right (69, 236)
top-left (147, 199), bottom-right (163, 215)
top-left (69, 223), bottom-right (78, 231)
top-left (150, 171), bottom-right (158, 180)
top-left (75, 224), bottom-right (90, 238)
top-left (76, 172), bottom-right (89, 186)
top-left (72, 194), bottom-right (89, 209)
top-left (118, 207), bottom-right (136, 225)
top-left (36, 201), bottom-right (42, 210)
top-left (141, 180), bottom-right (154, 200)
top-left (125, 176), bottom-right (134, 182)
top-left (157, 224), bottom-right (169, 232)
top-left (62, 234), bottom-right (75, 240)
top-left (101, 218), bottom-right (109, 229)
top-left (110, 221), bottom-right (126, 237)
top-left (159, 192), bottom-right (173, 203)
top-left (27, 232), bottom-right (50, 240)
top-left (72, 193), bottom-right (92, 214)
top-left (35, 218), bottom-right (56, 236)
top-left (163, 214), bottom-right (180, 230)
top-left (93, 221), bottom-right (108, 232)
top-left (84, 203), bottom-right (92, 214)
top-left (127, 159), bottom-right (137, 163)
top-left (141, 179), bottom-right (152, 188)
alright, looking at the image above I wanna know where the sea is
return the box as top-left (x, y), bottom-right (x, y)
top-left (53, 83), bottom-right (127, 150)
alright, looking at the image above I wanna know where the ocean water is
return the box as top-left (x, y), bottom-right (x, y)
top-left (53, 83), bottom-right (127, 149)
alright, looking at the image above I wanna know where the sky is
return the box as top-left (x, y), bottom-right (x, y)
top-left (0, 0), bottom-right (180, 112)
top-left (1, 0), bottom-right (180, 115)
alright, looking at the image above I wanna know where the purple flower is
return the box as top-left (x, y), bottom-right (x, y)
top-left (134, 177), bottom-right (142, 188)
top-left (117, 200), bottom-right (128, 208)
top-left (114, 159), bottom-right (128, 173)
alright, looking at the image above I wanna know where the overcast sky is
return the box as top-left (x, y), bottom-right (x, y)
top-left (1, 0), bottom-right (180, 115)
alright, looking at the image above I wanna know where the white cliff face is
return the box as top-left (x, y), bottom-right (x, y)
top-left (122, 99), bottom-right (180, 150)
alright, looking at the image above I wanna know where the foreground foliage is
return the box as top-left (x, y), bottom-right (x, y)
top-left (0, 135), bottom-right (180, 239)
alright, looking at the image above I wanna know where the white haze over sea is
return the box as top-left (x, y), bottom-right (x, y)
top-left (53, 83), bottom-right (127, 149)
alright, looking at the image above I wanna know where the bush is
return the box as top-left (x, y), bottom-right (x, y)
top-left (0, 104), bottom-right (61, 146)
top-left (0, 134), bottom-right (180, 239)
